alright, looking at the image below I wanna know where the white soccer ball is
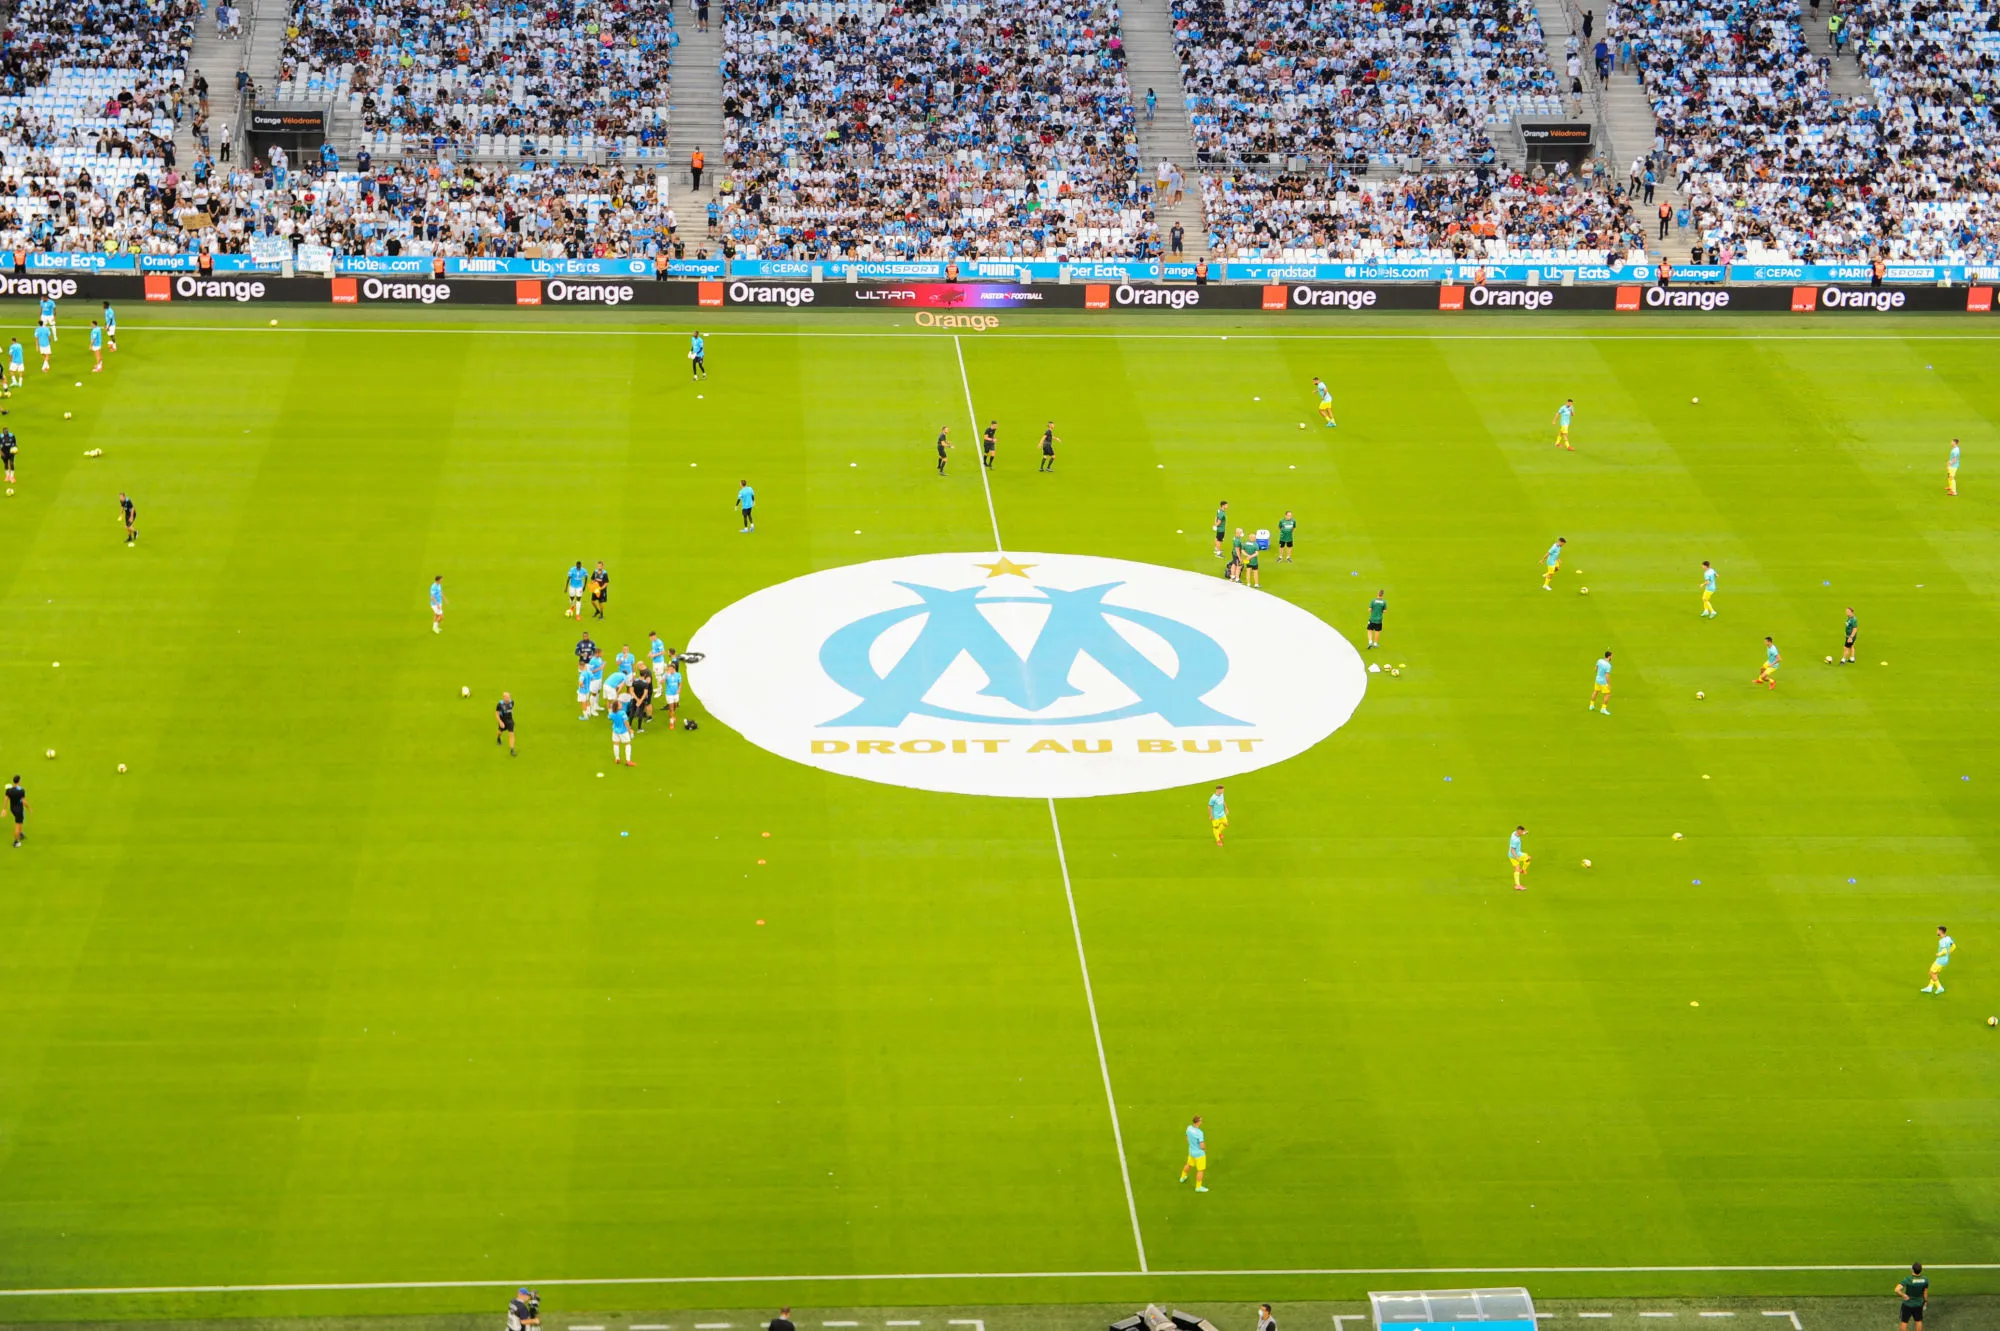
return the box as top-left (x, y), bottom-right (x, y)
top-left (73, 380), bottom-right (81, 388)
top-left (44, 749), bottom-right (54, 759)
top-left (1988, 1015), bottom-right (1997, 1028)
top-left (4, 488), bottom-right (11, 496)
top-left (1298, 422), bottom-right (1306, 429)
top-left (1582, 859), bottom-right (1592, 867)
top-left (117, 763), bottom-right (127, 773)
top-left (62, 411), bottom-right (71, 419)
top-left (269, 319), bottom-right (278, 326)
top-left (461, 686), bottom-right (470, 697)
top-left (1672, 832), bottom-right (1684, 841)
top-left (1695, 691), bottom-right (1705, 699)
top-left (1691, 396), bottom-right (1700, 404)
top-left (1825, 655), bottom-right (1834, 663)
top-left (1579, 586), bottom-right (1589, 595)
top-left (1390, 668), bottom-right (1401, 676)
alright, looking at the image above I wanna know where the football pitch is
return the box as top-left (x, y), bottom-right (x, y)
top-left (0, 305), bottom-right (1996, 1318)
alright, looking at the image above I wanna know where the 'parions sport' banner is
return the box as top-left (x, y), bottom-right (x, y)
top-left (0, 274), bottom-right (1994, 314)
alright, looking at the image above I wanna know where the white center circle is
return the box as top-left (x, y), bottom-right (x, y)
top-left (687, 552), bottom-right (1368, 798)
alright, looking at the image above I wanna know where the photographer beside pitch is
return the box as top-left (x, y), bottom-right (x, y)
top-left (507, 1288), bottom-right (539, 1331)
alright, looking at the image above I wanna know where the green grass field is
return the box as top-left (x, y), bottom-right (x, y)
top-left (0, 305), bottom-right (1996, 1321)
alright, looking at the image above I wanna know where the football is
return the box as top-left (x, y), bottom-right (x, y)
top-left (1672, 832), bottom-right (1684, 841)
top-left (1692, 396), bottom-right (1700, 403)
top-left (1696, 691), bottom-right (1705, 699)
top-left (62, 411), bottom-right (71, 419)
top-left (117, 763), bottom-right (127, 773)
top-left (44, 749), bottom-right (55, 759)
top-left (1579, 586), bottom-right (1589, 594)
top-left (460, 686), bottom-right (470, 697)
top-left (1582, 859), bottom-right (1592, 867)
top-left (1988, 1016), bottom-right (1997, 1028)
top-left (1824, 655), bottom-right (1834, 663)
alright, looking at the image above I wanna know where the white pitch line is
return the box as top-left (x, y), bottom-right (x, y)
top-left (948, 1321), bottom-right (986, 1331)
top-left (956, 326), bottom-right (1145, 1273)
top-left (695, 1323), bottom-right (733, 1327)
top-left (1640, 1315), bottom-right (1676, 1319)
top-left (1049, 794), bottom-right (1147, 1273)
top-left (951, 333), bottom-right (1002, 554)
top-left (569, 1324), bottom-right (607, 1328)
top-left (632, 1323), bottom-right (673, 1327)
top-left (822, 1321), bottom-right (860, 1325)
top-left (0, 1265), bottom-right (1988, 1297)
top-left (1579, 1315), bottom-right (1614, 1320)
top-left (1700, 1314), bottom-right (1737, 1319)
top-left (1761, 1315), bottom-right (1802, 1330)
top-left (1332, 1317), bottom-right (1368, 1331)
top-left (886, 1321), bottom-right (923, 1326)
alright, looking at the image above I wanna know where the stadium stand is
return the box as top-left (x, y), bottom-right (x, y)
top-left (715, 0), bottom-right (1153, 261)
top-left (277, 0), bottom-right (677, 162)
top-left (0, 0), bottom-right (196, 250)
top-left (1169, 0), bottom-right (1567, 171)
top-left (1199, 162), bottom-right (1646, 262)
top-left (1613, 0), bottom-right (1999, 262)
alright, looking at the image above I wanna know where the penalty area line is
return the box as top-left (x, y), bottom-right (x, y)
top-left (4, 1265), bottom-right (1995, 1297)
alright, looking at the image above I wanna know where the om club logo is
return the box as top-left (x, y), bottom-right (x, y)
top-left (688, 552), bottom-right (1366, 798)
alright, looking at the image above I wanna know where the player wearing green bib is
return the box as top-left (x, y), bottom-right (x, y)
top-left (1366, 591), bottom-right (1386, 648)
top-left (1840, 608), bottom-right (1858, 663)
top-left (1277, 512), bottom-right (1297, 562)
top-left (1213, 501), bottom-right (1229, 559)
top-left (1242, 537), bottom-right (1261, 588)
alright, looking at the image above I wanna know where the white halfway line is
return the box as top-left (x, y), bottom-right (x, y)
top-left (951, 334), bottom-right (1002, 555)
top-left (953, 329), bottom-right (1147, 1274)
top-left (632, 1323), bottom-right (673, 1327)
top-left (823, 1321), bottom-right (860, 1325)
top-left (1049, 794), bottom-right (1147, 1273)
top-left (887, 1321), bottom-right (923, 1326)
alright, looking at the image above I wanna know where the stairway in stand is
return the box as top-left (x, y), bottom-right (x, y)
top-left (669, 6), bottom-right (726, 240)
top-left (1118, 0), bottom-right (1209, 260)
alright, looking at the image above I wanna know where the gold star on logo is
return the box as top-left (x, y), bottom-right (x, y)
top-left (975, 556), bottom-right (1037, 579)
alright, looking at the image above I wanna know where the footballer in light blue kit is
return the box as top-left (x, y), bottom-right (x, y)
top-left (1947, 437), bottom-right (1960, 496)
top-left (1554, 397), bottom-right (1575, 449)
top-left (610, 700), bottom-right (634, 766)
top-left (649, 631), bottom-right (668, 677)
top-left (38, 295), bottom-right (56, 339)
top-left (7, 337), bottom-right (23, 386)
top-left (34, 322), bottom-right (52, 371)
top-left (1207, 784), bottom-right (1228, 845)
top-left (689, 330), bottom-right (707, 381)
top-left (1542, 536), bottom-right (1566, 589)
top-left (1589, 650), bottom-right (1612, 714)
top-left (587, 652), bottom-right (606, 716)
top-left (565, 560), bottom-right (587, 618)
top-left (662, 663), bottom-right (682, 726)
top-left (1179, 1115), bottom-right (1209, 1191)
top-left (101, 301), bottom-right (116, 351)
top-left (429, 575), bottom-right (447, 632)
top-left (1509, 825), bottom-right (1530, 889)
top-left (1701, 560), bottom-right (1717, 617)
top-left (88, 320), bottom-right (103, 372)
top-left (617, 645), bottom-right (636, 677)
top-left (737, 480), bottom-right (755, 532)
top-left (577, 663), bottom-right (594, 718)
